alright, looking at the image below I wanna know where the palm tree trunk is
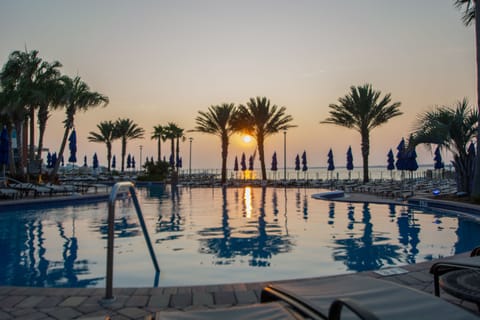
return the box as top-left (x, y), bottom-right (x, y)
top-left (36, 105), bottom-right (48, 160)
top-left (258, 135), bottom-right (267, 181)
top-left (221, 136), bottom-right (228, 184)
top-left (176, 137), bottom-right (179, 173)
top-left (29, 107), bottom-right (35, 162)
top-left (51, 127), bottom-right (70, 181)
top-left (170, 138), bottom-right (175, 171)
top-left (157, 138), bottom-right (161, 162)
top-left (471, 2), bottom-right (480, 200)
top-left (107, 142), bottom-right (112, 172)
top-left (8, 126), bottom-right (16, 176)
top-left (121, 138), bottom-right (126, 172)
top-left (361, 130), bottom-right (370, 183)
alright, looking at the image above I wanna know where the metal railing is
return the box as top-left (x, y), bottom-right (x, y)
top-left (104, 181), bottom-right (160, 301)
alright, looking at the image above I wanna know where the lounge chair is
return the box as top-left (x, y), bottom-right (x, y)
top-left (260, 275), bottom-right (477, 319)
top-left (430, 246), bottom-right (480, 308)
top-left (156, 275), bottom-right (477, 319)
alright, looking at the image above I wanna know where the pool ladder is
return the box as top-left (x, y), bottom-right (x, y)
top-left (104, 181), bottom-right (160, 301)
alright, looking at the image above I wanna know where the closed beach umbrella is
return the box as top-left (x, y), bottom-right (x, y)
top-left (468, 142), bottom-right (476, 184)
top-left (406, 148), bottom-right (419, 177)
top-left (111, 155), bottom-right (116, 169)
top-left (46, 152), bottom-right (52, 169)
top-left (68, 129), bottom-right (77, 163)
top-left (132, 156), bottom-right (136, 169)
top-left (346, 146), bottom-right (353, 180)
top-left (92, 153), bottom-right (99, 169)
top-left (327, 148), bottom-right (335, 171)
top-left (127, 154), bottom-right (132, 169)
top-left (51, 152), bottom-right (57, 168)
top-left (301, 151), bottom-right (308, 172)
top-left (83, 155), bottom-right (87, 167)
top-left (169, 154), bottom-right (174, 167)
top-left (234, 156), bottom-right (239, 172)
top-left (271, 152), bottom-right (278, 171)
top-left (61, 155), bottom-right (64, 167)
top-left (295, 154), bottom-right (300, 171)
top-left (395, 138), bottom-right (407, 171)
top-left (241, 153), bottom-right (247, 171)
top-left (387, 149), bottom-right (395, 171)
top-left (248, 155), bottom-right (254, 171)
top-left (176, 157), bottom-right (181, 168)
top-left (434, 146), bottom-right (444, 170)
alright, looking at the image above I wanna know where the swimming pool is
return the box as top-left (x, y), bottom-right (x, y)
top-left (1, 185), bottom-right (480, 288)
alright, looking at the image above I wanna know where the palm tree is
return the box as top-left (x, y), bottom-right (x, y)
top-left (322, 84), bottom-right (402, 183)
top-left (88, 121), bottom-right (117, 172)
top-left (151, 125), bottom-right (167, 162)
top-left (190, 103), bottom-right (238, 184)
top-left (51, 76), bottom-right (109, 178)
top-left (411, 98), bottom-right (478, 194)
top-left (454, 1), bottom-right (480, 199)
top-left (163, 122), bottom-right (184, 172)
top-left (114, 118), bottom-right (145, 172)
top-left (233, 97), bottom-right (296, 181)
top-left (34, 60), bottom-right (63, 160)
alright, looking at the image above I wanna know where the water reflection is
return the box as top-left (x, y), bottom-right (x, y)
top-left (198, 186), bottom-right (293, 266)
top-left (396, 207), bottom-right (420, 264)
top-left (0, 214), bottom-right (101, 287)
top-left (333, 202), bottom-right (401, 272)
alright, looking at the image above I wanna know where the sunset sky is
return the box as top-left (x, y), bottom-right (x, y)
top-left (0, 0), bottom-right (476, 170)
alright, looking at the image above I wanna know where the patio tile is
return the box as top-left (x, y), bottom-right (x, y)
top-left (125, 295), bottom-right (149, 307)
top-left (38, 297), bottom-right (63, 308)
top-left (170, 293), bottom-right (192, 309)
top-left (117, 307), bottom-right (149, 319)
top-left (214, 291), bottom-right (235, 305)
top-left (0, 296), bottom-right (27, 308)
top-left (148, 295), bottom-right (170, 308)
top-left (45, 307), bottom-right (82, 319)
top-left (235, 290), bottom-right (258, 304)
top-left (15, 296), bottom-right (46, 309)
top-left (192, 292), bottom-right (214, 306)
top-left (59, 296), bottom-right (87, 307)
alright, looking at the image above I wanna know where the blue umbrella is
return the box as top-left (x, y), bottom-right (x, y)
top-left (68, 129), bottom-right (77, 163)
top-left (295, 154), bottom-right (300, 171)
top-left (234, 156), bottom-right (239, 171)
top-left (83, 155), bottom-right (87, 167)
top-left (301, 151), bottom-right (308, 172)
top-left (92, 153), bottom-right (99, 169)
top-left (169, 154), bottom-right (174, 167)
top-left (387, 149), bottom-right (395, 171)
top-left (406, 148), bottom-right (418, 172)
top-left (434, 146), bottom-right (444, 170)
top-left (51, 152), bottom-right (57, 168)
top-left (327, 148), bottom-right (335, 171)
top-left (346, 146), bottom-right (354, 171)
top-left (127, 154), bottom-right (132, 169)
top-left (61, 155), bottom-right (64, 167)
top-left (176, 157), bottom-right (181, 168)
top-left (248, 155), bottom-right (254, 171)
top-left (111, 155), bottom-right (116, 169)
top-left (395, 138), bottom-right (407, 171)
top-left (271, 152), bottom-right (278, 171)
top-left (132, 156), bottom-right (136, 169)
top-left (46, 152), bottom-right (52, 169)
top-left (241, 153), bottom-right (247, 171)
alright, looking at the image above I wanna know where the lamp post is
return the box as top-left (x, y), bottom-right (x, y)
top-left (283, 129), bottom-right (287, 182)
top-left (189, 137), bottom-right (193, 177)
top-left (139, 145), bottom-right (143, 172)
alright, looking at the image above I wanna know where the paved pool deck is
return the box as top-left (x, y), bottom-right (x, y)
top-left (0, 191), bottom-right (479, 319)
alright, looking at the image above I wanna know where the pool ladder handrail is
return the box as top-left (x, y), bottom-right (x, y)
top-left (104, 181), bottom-right (160, 301)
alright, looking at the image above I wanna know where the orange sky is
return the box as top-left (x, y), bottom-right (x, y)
top-left (0, 1), bottom-right (475, 169)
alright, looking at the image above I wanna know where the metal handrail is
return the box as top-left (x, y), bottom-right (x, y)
top-left (104, 181), bottom-right (160, 301)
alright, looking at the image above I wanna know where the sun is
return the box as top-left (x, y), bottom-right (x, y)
top-left (243, 135), bottom-right (252, 143)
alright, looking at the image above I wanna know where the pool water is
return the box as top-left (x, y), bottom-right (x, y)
top-left (1, 185), bottom-right (480, 288)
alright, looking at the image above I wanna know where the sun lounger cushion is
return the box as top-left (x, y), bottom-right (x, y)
top-left (261, 275), bottom-right (478, 320)
top-left (157, 302), bottom-right (299, 320)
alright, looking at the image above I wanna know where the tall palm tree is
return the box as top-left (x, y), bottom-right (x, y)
top-left (190, 103), bottom-right (238, 184)
top-left (51, 76), bottom-right (109, 178)
top-left (34, 60), bottom-right (63, 160)
top-left (163, 122), bottom-right (184, 173)
top-left (233, 97), bottom-right (296, 181)
top-left (151, 125), bottom-right (167, 162)
top-left (114, 118), bottom-right (145, 172)
top-left (411, 98), bottom-right (478, 193)
top-left (454, 0), bottom-right (480, 199)
top-left (88, 121), bottom-right (118, 172)
top-left (322, 84), bottom-right (402, 183)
